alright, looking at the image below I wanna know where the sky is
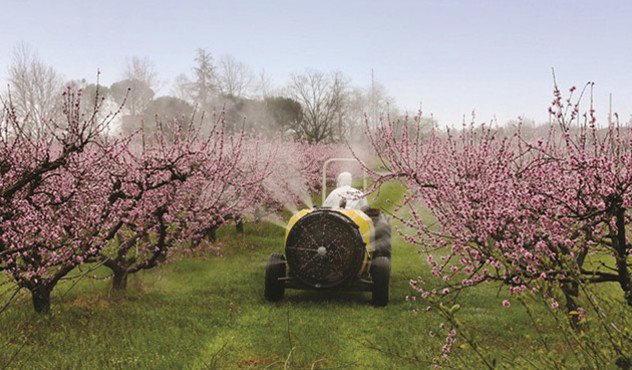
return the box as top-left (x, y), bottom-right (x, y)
top-left (1, 0), bottom-right (631, 127)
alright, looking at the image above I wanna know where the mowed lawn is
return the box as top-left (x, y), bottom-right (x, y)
top-left (1, 182), bottom-right (549, 369)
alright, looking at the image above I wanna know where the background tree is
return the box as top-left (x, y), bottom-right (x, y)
top-left (171, 73), bottom-right (192, 102)
top-left (288, 70), bottom-right (348, 143)
top-left (220, 96), bottom-right (266, 134)
top-left (110, 57), bottom-right (159, 133)
top-left (6, 44), bottom-right (64, 127)
top-left (123, 56), bottom-right (159, 93)
top-left (253, 69), bottom-right (274, 99)
top-left (264, 96), bottom-right (303, 136)
top-left (65, 78), bottom-right (111, 118)
top-left (142, 96), bottom-right (193, 130)
top-left (110, 79), bottom-right (155, 136)
top-left (188, 48), bottom-right (218, 110)
top-left (345, 82), bottom-right (397, 136)
top-left (110, 78), bottom-right (155, 118)
top-left (217, 54), bottom-right (253, 98)
top-left (82, 82), bottom-right (110, 107)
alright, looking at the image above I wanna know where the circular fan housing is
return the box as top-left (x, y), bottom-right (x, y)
top-left (285, 210), bottom-right (366, 288)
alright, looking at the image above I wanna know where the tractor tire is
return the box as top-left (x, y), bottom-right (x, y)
top-left (371, 256), bottom-right (390, 306)
top-left (265, 253), bottom-right (286, 302)
top-left (373, 212), bottom-right (392, 258)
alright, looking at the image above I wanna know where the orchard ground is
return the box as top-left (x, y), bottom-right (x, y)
top-left (0, 181), bottom-right (603, 368)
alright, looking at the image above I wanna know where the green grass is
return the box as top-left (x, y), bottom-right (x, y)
top-left (0, 182), bottom-right (590, 369)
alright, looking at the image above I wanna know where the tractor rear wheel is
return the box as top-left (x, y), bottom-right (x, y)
top-left (265, 253), bottom-right (286, 302)
top-left (371, 256), bottom-right (390, 306)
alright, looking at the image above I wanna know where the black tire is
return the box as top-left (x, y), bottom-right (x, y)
top-left (265, 253), bottom-right (286, 302)
top-left (371, 256), bottom-right (390, 306)
top-left (372, 212), bottom-right (392, 258)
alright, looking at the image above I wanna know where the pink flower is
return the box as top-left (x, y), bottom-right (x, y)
top-left (577, 307), bottom-right (585, 320)
top-left (502, 300), bottom-right (511, 307)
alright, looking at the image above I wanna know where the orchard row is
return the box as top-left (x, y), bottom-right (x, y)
top-left (0, 87), bottom-right (359, 314)
top-left (368, 83), bottom-right (632, 367)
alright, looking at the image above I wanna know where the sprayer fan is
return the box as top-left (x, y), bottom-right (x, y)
top-left (285, 210), bottom-right (365, 288)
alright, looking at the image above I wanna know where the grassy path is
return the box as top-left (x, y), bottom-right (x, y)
top-left (1, 182), bottom-right (541, 369)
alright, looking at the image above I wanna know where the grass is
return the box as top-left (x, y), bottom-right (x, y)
top-left (0, 181), bottom-right (589, 369)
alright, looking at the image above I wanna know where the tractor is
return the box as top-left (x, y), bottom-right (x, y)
top-left (264, 158), bottom-right (391, 306)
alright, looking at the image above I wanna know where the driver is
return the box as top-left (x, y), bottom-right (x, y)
top-left (324, 171), bottom-right (391, 259)
top-left (323, 171), bottom-right (369, 210)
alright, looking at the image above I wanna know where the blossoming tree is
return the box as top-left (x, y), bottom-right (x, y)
top-left (96, 117), bottom-right (269, 290)
top-left (0, 87), bottom-right (121, 313)
top-left (367, 83), bottom-right (632, 366)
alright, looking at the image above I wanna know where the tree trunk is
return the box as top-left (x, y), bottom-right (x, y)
top-left (112, 268), bottom-right (128, 291)
top-left (614, 207), bottom-right (632, 307)
top-left (31, 287), bottom-right (51, 314)
top-left (206, 227), bottom-right (217, 242)
top-left (236, 219), bottom-right (244, 234)
top-left (615, 356), bottom-right (631, 370)
top-left (562, 282), bottom-right (581, 329)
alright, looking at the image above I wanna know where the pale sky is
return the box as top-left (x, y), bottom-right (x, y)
top-left (1, 0), bottom-right (631, 126)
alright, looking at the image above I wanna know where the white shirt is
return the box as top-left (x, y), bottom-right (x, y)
top-left (323, 185), bottom-right (369, 210)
